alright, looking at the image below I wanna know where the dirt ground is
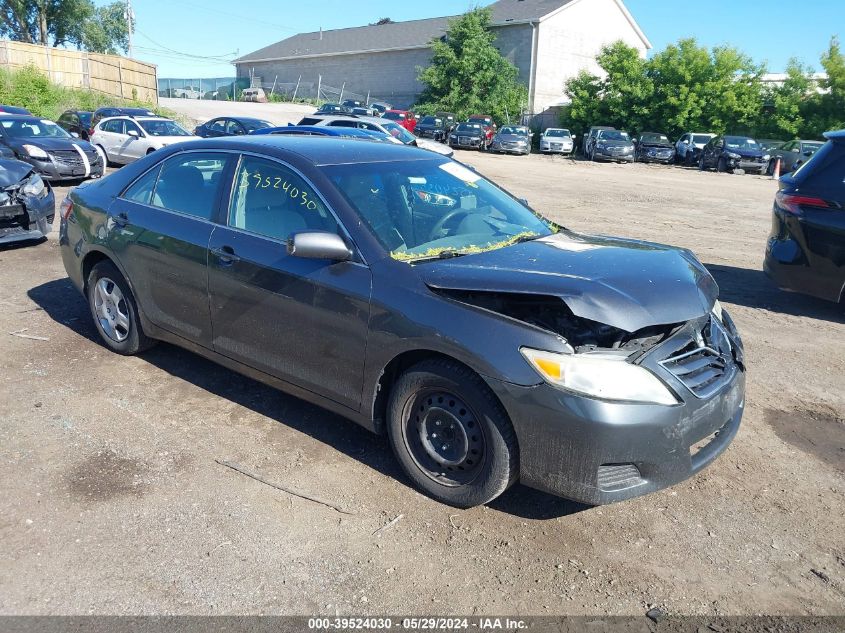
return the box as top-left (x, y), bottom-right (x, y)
top-left (1, 147), bottom-right (843, 617)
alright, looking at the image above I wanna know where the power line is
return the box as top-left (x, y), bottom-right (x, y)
top-left (135, 30), bottom-right (237, 62)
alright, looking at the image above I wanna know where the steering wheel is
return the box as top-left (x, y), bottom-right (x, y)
top-left (428, 209), bottom-right (471, 241)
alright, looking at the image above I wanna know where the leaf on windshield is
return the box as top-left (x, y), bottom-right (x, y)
top-left (390, 231), bottom-right (541, 262)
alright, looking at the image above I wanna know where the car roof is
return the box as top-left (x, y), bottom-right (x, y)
top-left (0, 114), bottom-right (49, 122)
top-left (182, 136), bottom-right (440, 166)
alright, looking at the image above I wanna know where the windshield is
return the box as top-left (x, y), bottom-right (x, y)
top-left (324, 159), bottom-right (554, 261)
top-left (420, 116), bottom-right (442, 126)
top-left (380, 120), bottom-right (415, 144)
top-left (1, 118), bottom-right (70, 139)
top-left (139, 119), bottom-right (191, 137)
top-left (544, 129), bottom-right (570, 138)
top-left (599, 131), bottom-right (630, 141)
top-left (469, 117), bottom-right (492, 126)
top-left (641, 133), bottom-right (669, 143)
top-left (456, 123), bottom-right (482, 134)
top-left (725, 137), bottom-right (759, 150)
top-left (693, 135), bottom-right (712, 144)
top-left (383, 112), bottom-right (403, 121)
top-left (243, 119), bottom-right (272, 132)
top-left (500, 127), bottom-right (527, 136)
top-left (802, 142), bottom-right (823, 154)
top-left (79, 112), bottom-right (92, 126)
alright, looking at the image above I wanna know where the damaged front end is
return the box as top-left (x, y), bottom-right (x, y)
top-left (0, 159), bottom-right (56, 245)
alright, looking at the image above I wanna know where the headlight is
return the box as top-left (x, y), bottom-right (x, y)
top-left (712, 300), bottom-right (723, 323)
top-left (22, 144), bottom-right (49, 160)
top-left (521, 348), bottom-right (679, 405)
top-left (449, 134), bottom-right (456, 140)
top-left (726, 152), bottom-right (741, 159)
top-left (763, 154), bottom-right (771, 161)
top-left (21, 173), bottom-right (46, 198)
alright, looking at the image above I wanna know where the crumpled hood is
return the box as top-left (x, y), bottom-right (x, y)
top-left (729, 148), bottom-right (764, 159)
top-left (641, 141), bottom-right (673, 149)
top-left (420, 232), bottom-right (719, 332)
top-left (0, 158), bottom-right (34, 186)
top-left (598, 140), bottom-right (634, 149)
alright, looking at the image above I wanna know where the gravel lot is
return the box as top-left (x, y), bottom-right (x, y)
top-left (1, 140), bottom-right (843, 616)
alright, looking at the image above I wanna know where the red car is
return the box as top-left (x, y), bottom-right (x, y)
top-left (468, 114), bottom-right (496, 145)
top-left (383, 109), bottom-right (416, 133)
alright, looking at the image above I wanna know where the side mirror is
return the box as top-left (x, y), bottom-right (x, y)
top-left (287, 232), bottom-right (351, 261)
top-left (127, 130), bottom-right (139, 138)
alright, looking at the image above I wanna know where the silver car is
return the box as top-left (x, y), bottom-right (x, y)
top-left (540, 128), bottom-right (574, 155)
top-left (490, 126), bottom-right (532, 155)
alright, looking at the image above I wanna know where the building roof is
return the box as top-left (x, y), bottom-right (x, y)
top-left (234, 0), bottom-right (578, 64)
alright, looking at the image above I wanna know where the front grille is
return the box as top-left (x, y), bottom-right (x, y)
top-left (597, 464), bottom-right (643, 492)
top-left (659, 319), bottom-right (737, 399)
top-left (551, 143), bottom-right (562, 150)
top-left (50, 148), bottom-right (100, 168)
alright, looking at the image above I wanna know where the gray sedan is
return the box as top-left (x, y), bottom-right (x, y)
top-left (490, 126), bottom-right (531, 155)
top-left (767, 139), bottom-right (824, 175)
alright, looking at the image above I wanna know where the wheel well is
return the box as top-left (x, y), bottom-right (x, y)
top-left (146, 148), bottom-right (155, 154)
top-left (81, 251), bottom-right (112, 292)
top-left (371, 350), bottom-right (484, 435)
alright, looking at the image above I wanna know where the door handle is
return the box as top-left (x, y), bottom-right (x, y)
top-left (211, 246), bottom-right (241, 265)
top-left (112, 212), bottom-right (129, 227)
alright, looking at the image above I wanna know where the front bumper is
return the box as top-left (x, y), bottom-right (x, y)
top-left (449, 138), bottom-right (484, 149)
top-left (728, 158), bottom-right (766, 173)
top-left (22, 152), bottom-right (105, 182)
top-left (540, 143), bottom-right (573, 154)
top-left (638, 149), bottom-right (675, 163)
top-left (491, 144), bottom-right (530, 155)
top-left (594, 148), bottom-right (634, 162)
top-left (0, 186), bottom-right (55, 244)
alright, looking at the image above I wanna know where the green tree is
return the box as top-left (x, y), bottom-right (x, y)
top-left (416, 8), bottom-right (527, 124)
top-left (801, 36), bottom-right (845, 136)
top-left (757, 58), bottom-right (814, 139)
top-left (0, 0), bottom-right (129, 53)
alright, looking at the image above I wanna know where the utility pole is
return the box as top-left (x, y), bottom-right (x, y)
top-left (125, 0), bottom-right (135, 58)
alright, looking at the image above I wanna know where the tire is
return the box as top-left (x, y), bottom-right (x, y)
top-left (698, 156), bottom-right (706, 171)
top-left (717, 157), bottom-right (727, 173)
top-left (87, 261), bottom-right (155, 355)
top-left (386, 359), bottom-right (519, 508)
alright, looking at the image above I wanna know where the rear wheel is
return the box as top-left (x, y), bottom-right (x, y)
top-left (387, 359), bottom-right (519, 508)
top-left (87, 261), bottom-right (155, 355)
top-left (717, 157), bottom-right (728, 173)
top-left (698, 155), bottom-right (706, 171)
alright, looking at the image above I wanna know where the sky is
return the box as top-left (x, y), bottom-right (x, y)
top-left (124, 0), bottom-right (844, 79)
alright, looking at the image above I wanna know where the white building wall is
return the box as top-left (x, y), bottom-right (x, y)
top-left (533, 0), bottom-right (648, 112)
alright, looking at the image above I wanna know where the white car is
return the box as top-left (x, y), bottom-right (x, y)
top-left (675, 132), bottom-right (716, 165)
top-left (539, 128), bottom-right (574, 154)
top-left (91, 116), bottom-right (198, 165)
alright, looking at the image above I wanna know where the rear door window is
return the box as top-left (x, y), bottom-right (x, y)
top-left (152, 152), bottom-right (231, 220)
top-left (122, 165), bottom-right (163, 205)
top-left (102, 120), bottom-right (124, 134)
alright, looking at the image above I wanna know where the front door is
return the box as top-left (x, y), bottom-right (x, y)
top-left (207, 154), bottom-right (372, 410)
top-left (108, 151), bottom-right (234, 346)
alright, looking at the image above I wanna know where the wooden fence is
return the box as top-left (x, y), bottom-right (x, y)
top-left (0, 40), bottom-right (158, 105)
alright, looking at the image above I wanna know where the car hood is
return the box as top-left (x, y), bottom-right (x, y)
top-left (640, 141), bottom-right (673, 149)
top-left (727, 148), bottom-right (764, 158)
top-left (495, 134), bottom-right (528, 142)
top-left (455, 129), bottom-right (485, 137)
top-left (8, 137), bottom-right (96, 152)
top-left (542, 136), bottom-right (572, 142)
top-left (597, 140), bottom-right (633, 148)
top-left (414, 138), bottom-right (453, 156)
top-left (419, 232), bottom-right (718, 333)
top-left (0, 158), bottom-right (34, 185)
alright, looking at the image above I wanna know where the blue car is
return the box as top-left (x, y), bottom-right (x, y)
top-left (251, 125), bottom-right (396, 144)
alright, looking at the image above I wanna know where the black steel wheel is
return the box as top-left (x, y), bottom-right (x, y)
top-left (717, 156), bottom-right (728, 173)
top-left (387, 359), bottom-right (518, 508)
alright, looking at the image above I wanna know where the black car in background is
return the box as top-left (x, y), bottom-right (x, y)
top-left (766, 139), bottom-right (824, 175)
top-left (0, 105), bottom-right (32, 115)
top-left (315, 103), bottom-right (350, 115)
top-left (634, 132), bottom-right (675, 164)
top-left (194, 117), bottom-right (273, 138)
top-left (57, 110), bottom-right (93, 140)
top-left (0, 157), bottom-right (55, 245)
top-left (90, 106), bottom-right (156, 135)
top-left (370, 101), bottom-right (391, 115)
top-left (415, 115), bottom-right (449, 142)
top-left (764, 130), bottom-right (845, 302)
top-left (699, 136), bottom-right (768, 174)
top-left (448, 122), bottom-right (487, 150)
top-left (0, 115), bottom-right (104, 181)
top-left (58, 136), bottom-right (744, 508)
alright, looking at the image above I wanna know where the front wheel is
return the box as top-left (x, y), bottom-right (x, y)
top-left (698, 156), bottom-right (706, 171)
top-left (87, 261), bottom-right (155, 355)
top-left (717, 157), bottom-right (728, 173)
top-left (387, 359), bottom-right (519, 508)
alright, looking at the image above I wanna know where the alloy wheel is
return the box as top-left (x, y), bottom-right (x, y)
top-left (93, 277), bottom-right (130, 343)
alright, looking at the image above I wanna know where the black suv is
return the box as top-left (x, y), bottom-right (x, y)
top-left (415, 115), bottom-right (449, 142)
top-left (56, 110), bottom-right (94, 140)
top-left (764, 129), bottom-right (845, 302)
top-left (699, 135), bottom-right (768, 174)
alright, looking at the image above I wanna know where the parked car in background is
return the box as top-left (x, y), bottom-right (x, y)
top-left (583, 126), bottom-right (615, 155)
top-left (315, 103), bottom-right (350, 115)
top-left (490, 126), bottom-right (531, 155)
top-left (766, 139), bottom-right (824, 175)
top-left (436, 112), bottom-right (457, 132)
top-left (415, 115), bottom-right (449, 142)
top-left (449, 122), bottom-right (488, 151)
top-left (757, 138), bottom-right (786, 153)
top-left (341, 99), bottom-right (364, 110)
top-left (764, 129), bottom-right (844, 302)
top-left (467, 115), bottom-right (496, 146)
top-left (296, 114), bottom-right (452, 156)
top-left (675, 132), bottom-right (715, 165)
top-left (57, 110), bottom-right (94, 140)
top-left (634, 132), bottom-right (675, 164)
top-left (382, 110), bottom-right (417, 133)
top-left (0, 114), bottom-right (104, 181)
top-left (91, 116), bottom-right (197, 165)
top-left (351, 106), bottom-right (378, 117)
top-left (241, 88), bottom-right (267, 103)
top-left (194, 117), bottom-right (273, 138)
top-left (0, 157), bottom-right (55, 245)
top-left (91, 107), bottom-right (157, 134)
top-left (369, 102), bottom-right (391, 115)
top-left (699, 136), bottom-right (768, 174)
top-left (252, 125), bottom-right (395, 144)
top-left (539, 128), bottom-right (574, 155)
top-left (172, 86), bottom-right (203, 99)
top-left (0, 105), bottom-right (32, 115)
top-left (588, 129), bottom-right (635, 163)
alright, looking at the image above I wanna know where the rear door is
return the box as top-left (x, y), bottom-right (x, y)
top-left (121, 120), bottom-right (146, 162)
top-left (207, 153), bottom-right (372, 410)
top-left (108, 151), bottom-right (234, 347)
